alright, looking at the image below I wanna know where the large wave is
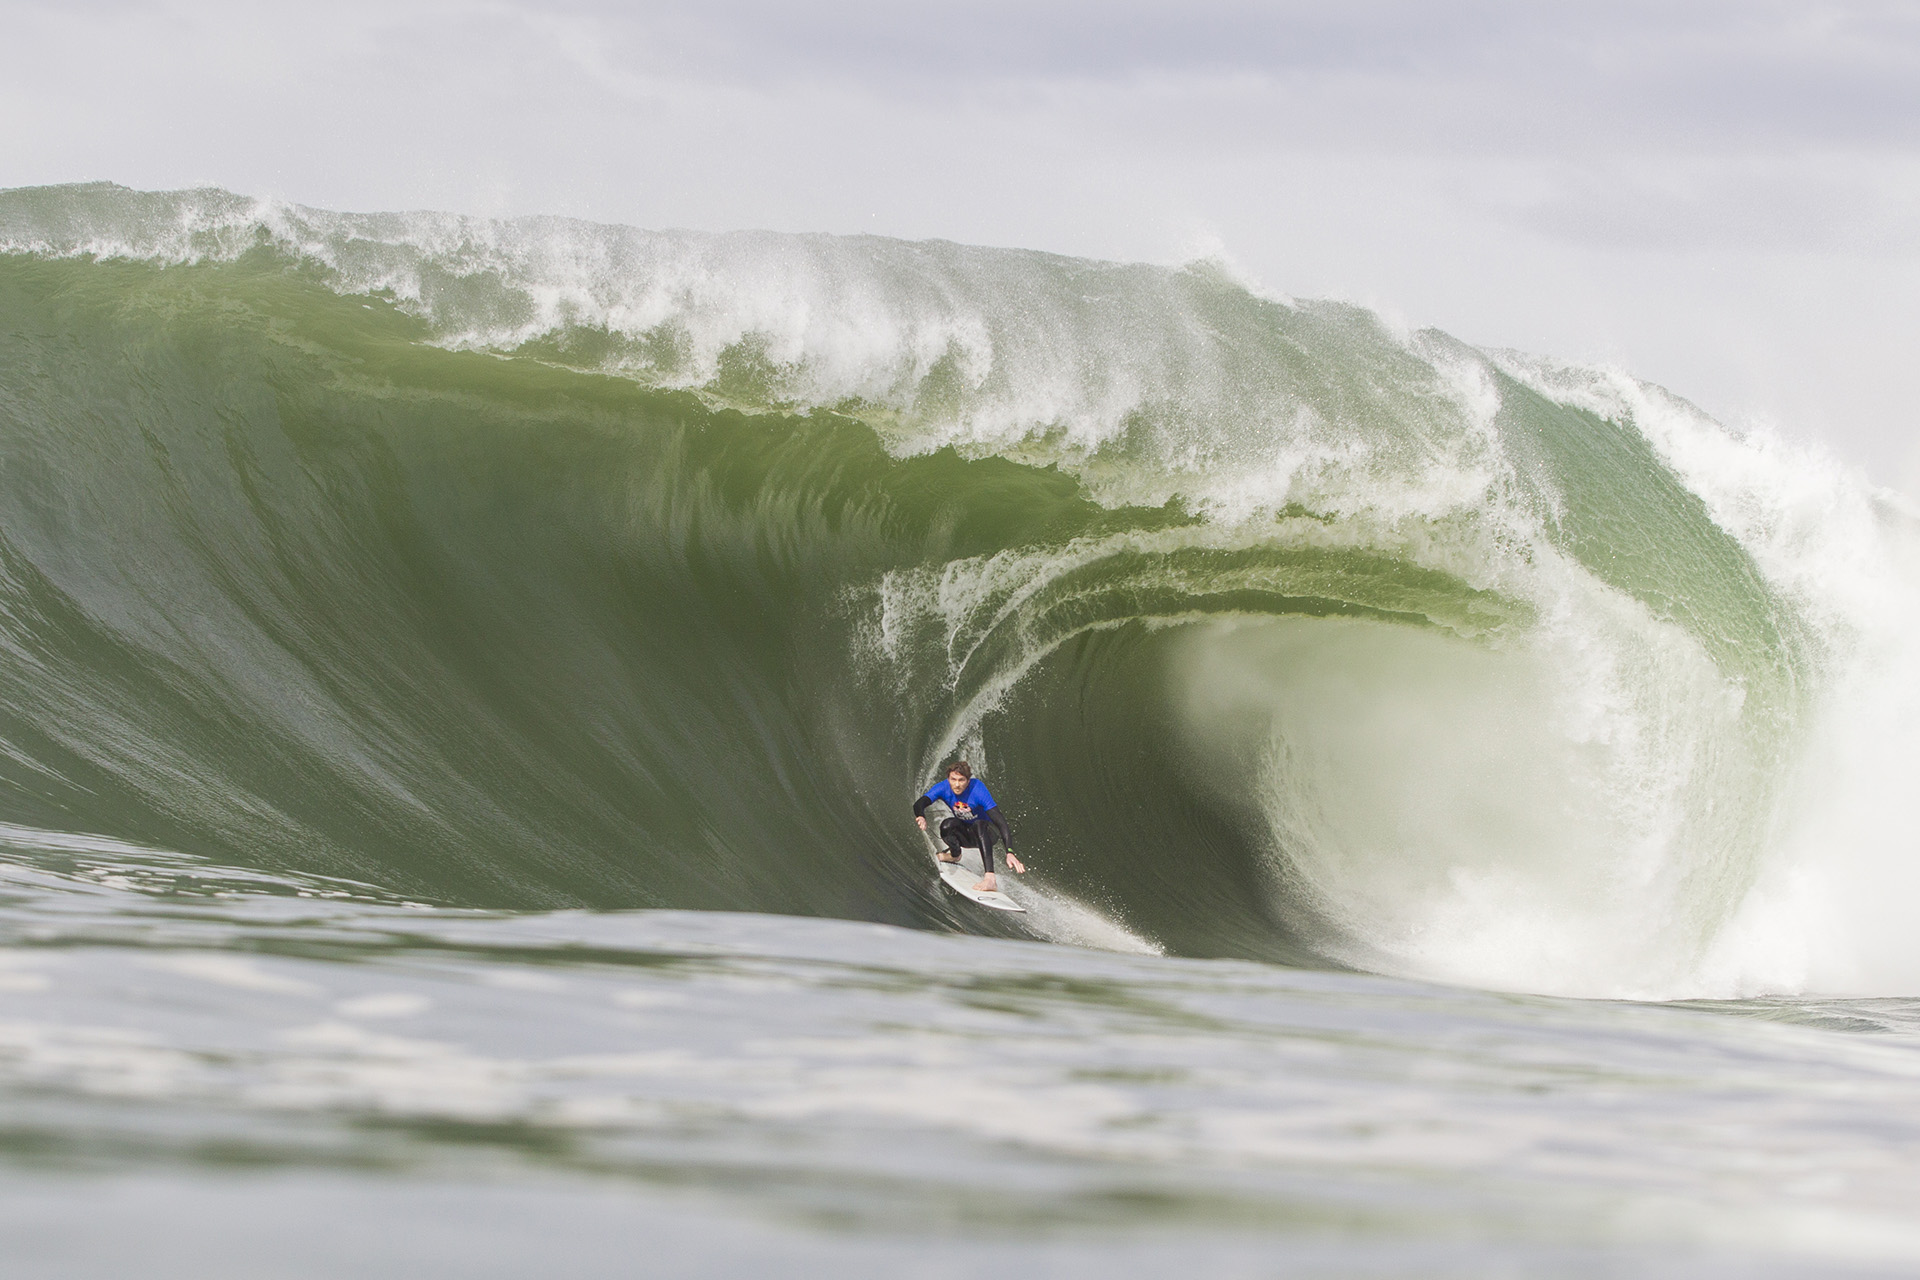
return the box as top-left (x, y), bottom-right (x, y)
top-left (2, 182), bottom-right (1915, 999)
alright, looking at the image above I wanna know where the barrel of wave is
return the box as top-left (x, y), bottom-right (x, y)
top-left (1166, 601), bottom-right (1767, 1000)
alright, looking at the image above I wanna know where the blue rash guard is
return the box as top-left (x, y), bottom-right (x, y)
top-left (914, 777), bottom-right (1013, 870)
top-left (922, 776), bottom-right (996, 821)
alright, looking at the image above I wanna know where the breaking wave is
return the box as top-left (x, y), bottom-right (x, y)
top-left (2, 181), bottom-right (1917, 998)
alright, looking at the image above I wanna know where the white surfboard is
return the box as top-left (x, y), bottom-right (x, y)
top-left (927, 840), bottom-right (1026, 913)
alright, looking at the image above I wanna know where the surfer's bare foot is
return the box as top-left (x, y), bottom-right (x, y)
top-left (937, 853), bottom-right (961, 863)
top-left (975, 875), bottom-right (998, 892)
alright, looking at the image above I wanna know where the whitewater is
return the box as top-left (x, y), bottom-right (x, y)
top-left (4, 182), bottom-right (1920, 1276)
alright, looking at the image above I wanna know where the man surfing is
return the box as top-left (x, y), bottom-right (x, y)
top-left (914, 761), bottom-right (1025, 894)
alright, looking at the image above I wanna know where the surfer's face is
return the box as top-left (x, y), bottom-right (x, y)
top-left (947, 772), bottom-right (968, 792)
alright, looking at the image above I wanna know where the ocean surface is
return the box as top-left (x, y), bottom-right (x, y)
top-left (3, 182), bottom-right (1920, 1276)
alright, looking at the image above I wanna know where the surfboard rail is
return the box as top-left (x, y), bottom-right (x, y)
top-left (920, 820), bottom-right (1026, 913)
top-left (934, 855), bottom-right (1026, 912)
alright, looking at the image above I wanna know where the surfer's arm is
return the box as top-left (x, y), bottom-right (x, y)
top-left (985, 806), bottom-right (1010, 845)
top-left (914, 792), bottom-right (937, 829)
top-left (985, 806), bottom-right (1024, 873)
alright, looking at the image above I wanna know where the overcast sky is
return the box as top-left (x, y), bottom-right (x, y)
top-left (5, 1), bottom-right (1918, 486)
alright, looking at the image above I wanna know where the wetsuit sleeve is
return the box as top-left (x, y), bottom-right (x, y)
top-left (986, 806), bottom-right (1010, 846)
top-left (915, 780), bottom-right (951, 817)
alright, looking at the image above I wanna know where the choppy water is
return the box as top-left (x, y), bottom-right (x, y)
top-left (4, 183), bottom-right (1920, 1275)
top-left (8, 830), bottom-right (1920, 1276)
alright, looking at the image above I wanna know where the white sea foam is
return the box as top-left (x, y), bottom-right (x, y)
top-left (1485, 354), bottom-right (1920, 996)
top-left (0, 185), bottom-right (1506, 516)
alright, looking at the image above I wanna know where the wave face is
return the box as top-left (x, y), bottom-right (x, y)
top-left (2, 182), bottom-right (1917, 998)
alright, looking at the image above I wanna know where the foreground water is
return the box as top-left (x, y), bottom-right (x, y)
top-left (5, 827), bottom-right (1919, 1277)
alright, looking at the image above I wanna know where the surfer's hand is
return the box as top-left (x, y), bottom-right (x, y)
top-left (915, 816), bottom-right (927, 831)
top-left (1006, 850), bottom-right (1025, 874)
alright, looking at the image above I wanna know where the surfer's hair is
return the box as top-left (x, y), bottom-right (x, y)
top-left (945, 760), bottom-right (973, 780)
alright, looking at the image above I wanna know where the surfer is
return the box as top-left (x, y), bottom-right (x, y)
top-left (914, 761), bottom-right (1025, 893)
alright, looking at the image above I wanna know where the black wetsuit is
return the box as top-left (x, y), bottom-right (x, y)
top-left (914, 787), bottom-right (1012, 874)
